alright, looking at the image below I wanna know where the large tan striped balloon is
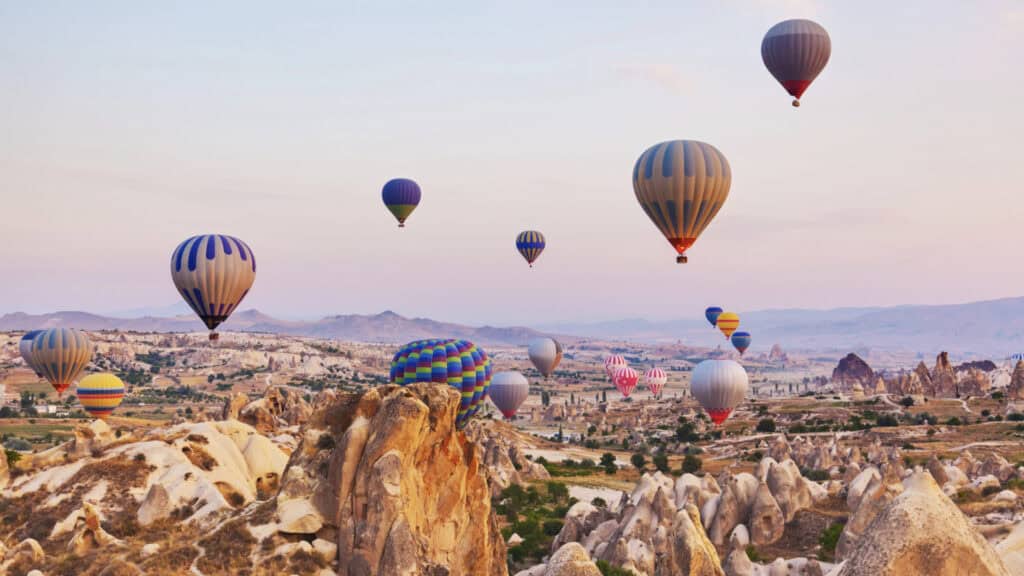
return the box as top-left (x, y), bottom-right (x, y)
top-left (171, 235), bottom-right (256, 340)
top-left (31, 328), bottom-right (94, 396)
top-left (632, 140), bottom-right (731, 263)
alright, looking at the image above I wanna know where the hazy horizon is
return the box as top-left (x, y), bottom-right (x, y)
top-left (3, 1), bottom-right (1022, 326)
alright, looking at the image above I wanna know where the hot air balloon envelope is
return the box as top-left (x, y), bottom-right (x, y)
top-left (691, 359), bottom-right (748, 425)
top-left (705, 307), bottom-right (723, 328)
top-left (761, 19), bottom-right (831, 106)
top-left (633, 141), bottom-right (731, 263)
top-left (31, 328), bottom-right (93, 397)
top-left (604, 355), bottom-right (627, 379)
top-left (19, 330), bottom-right (44, 376)
top-left (731, 332), bottom-right (752, 355)
top-left (382, 178), bottom-right (421, 227)
top-left (390, 339), bottom-right (492, 428)
top-left (489, 371), bottom-right (530, 419)
top-left (645, 367), bottom-right (667, 397)
top-left (77, 373), bottom-right (125, 420)
top-left (171, 234), bottom-right (256, 340)
top-left (613, 367), bottom-right (639, 398)
top-left (516, 231), bottom-right (546, 268)
top-left (528, 337), bottom-right (563, 378)
top-left (716, 312), bottom-right (740, 340)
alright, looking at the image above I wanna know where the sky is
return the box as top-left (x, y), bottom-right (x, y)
top-left (1, 1), bottom-right (1023, 326)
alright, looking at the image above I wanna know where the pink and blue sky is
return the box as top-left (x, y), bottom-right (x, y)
top-left (1, 1), bottom-right (1022, 325)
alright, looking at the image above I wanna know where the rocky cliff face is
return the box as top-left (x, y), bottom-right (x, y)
top-left (1009, 361), bottom-right (1024, 400)
top-left (931, 352), bottom-right (957, 397)
top-left (831, 354), bottom-right (874, 390)
top-left (275, 383), bottom-right (508, 576)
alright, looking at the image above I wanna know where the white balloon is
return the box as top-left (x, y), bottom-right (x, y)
top-left (528, 338), bottom-right (563, 378)
top-left (489, 371), bottom-right (530, 418)
top-left (691, 360), bottom-right (748, 425)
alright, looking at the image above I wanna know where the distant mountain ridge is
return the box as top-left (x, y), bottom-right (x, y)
top-left (5, 296), bottom-right (1024, 356)
top-left (540, 297), bottom-right (1024, 357)
top-left (0, 309), bottom-right (554, 346)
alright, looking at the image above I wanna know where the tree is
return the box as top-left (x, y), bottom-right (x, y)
top-left (652, 452), bottom-right (670, 474)
top-left (556, 424), bottom-right (564, 443)
top-left (899, 396), bottom-right (915, 408)
top-left (630, 452), bottom-right (647, 472)
top-left (756, 418), bottom-right (776, 433)
top-left (681, 454), bottom-right (703, 474)
top-left (601, 390), bottom-right (607, 403)
top-left (600, 452), bottom-right (617, 475)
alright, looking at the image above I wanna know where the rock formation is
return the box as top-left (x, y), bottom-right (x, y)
top-left (222, 392), bottom-right (250, 420)
top-left (1009, 361), bottom-right (1024, 400)
top-left (516, 543), bottom-right (603, 576)
top-left (931, 352), bottom-right (957, 397)
top-left (465, 420), bottom-right (550, 497)
top-left (834, 471), bottom-right (1010, 575)
top-left (769, 344), bottom-right (788, 364)
top-left (958, 368), bottom-right (991, 397)
top-left (276, 383), bottom-right (508, 576)
top-left (831, 354), bottom-right (873, 391)
top-left (914, 362), bottom-right (933, 395)
top-left (239, 386), bottom-right (311, 433)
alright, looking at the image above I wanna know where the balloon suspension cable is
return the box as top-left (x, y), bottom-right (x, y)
top-left (676, 255), bottom-right (688, 264)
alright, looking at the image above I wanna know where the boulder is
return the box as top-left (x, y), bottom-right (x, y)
top-left (239, 386), bottom-right (312, 433)
top-left (834, 471), bottom-right (1010, 576)
top-left (1009, 361), bottom-right (1024, 401)
top-left (67, 503), bottom-right (124, 555)
top-left (831, 354), bottom-right (874, 391)
top-left (723, 546), bottom-right (754, 576)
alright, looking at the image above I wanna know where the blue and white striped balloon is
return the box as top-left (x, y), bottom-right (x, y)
top-left (171, 234), bottom-right (256, 340)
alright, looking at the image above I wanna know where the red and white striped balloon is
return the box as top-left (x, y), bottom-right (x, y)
top-left (604, 355), bottom-right (627, 378)
top-left (644, 367), bottom-right (667, 397)
top-left (613, 367), bottom-right (639, 398)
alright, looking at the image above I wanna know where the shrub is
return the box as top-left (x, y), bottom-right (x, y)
top-left (755, 419), bottom-right (776, 433)
top-left (789, 423), bottom-right (808, 434)
top-left (946, 417), bottom-right (962, 426)
top-left (745, 544), bottom-right (762, 562)
top-left (819, 522), bottom-right (844, 560)
top-left (899, 396), bottom-right (915, 408)
top-left (982, 485), bottom-right (1002, 497)
top-left (801, 468), bottom-right (830, 482)
top-left (596, 560), bottom-right (634, 576)
top-left (600, 453), bottom-right (617, 475)
top-left (981, 409), bottom-right (991, 417)
top-left (592, 497), bottom-right (608, 508)
top-left (876, 414), bottom-right (899, 427)
top-left (542, 519), bottom-right (564, 536)
top-left (5, 448), bottom-right (22, 466)
top-left (1007, 412), bottom-right (1024, 422)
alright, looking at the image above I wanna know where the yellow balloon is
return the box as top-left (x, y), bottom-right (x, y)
top-left (77, 373), bottom-right (125, 420)
top-left (716, 312), bottom-right (740, 340)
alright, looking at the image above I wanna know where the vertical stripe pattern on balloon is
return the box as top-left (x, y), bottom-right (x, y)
top-left (761, 19), bottom-right (831, 101)
top-left (516, 230), bottom-right (546, 266)
top-left (31, 328), bottom-right (94, 396)
top-left (171, 235), bottom-right (257, 331)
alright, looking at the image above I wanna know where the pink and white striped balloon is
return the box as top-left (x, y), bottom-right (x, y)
top-left (644, 367), bottom-right (667, 397)
top-left (613, 367), bottom-right (639, 398)
top-left (604, 355), bottom-right (627, 378)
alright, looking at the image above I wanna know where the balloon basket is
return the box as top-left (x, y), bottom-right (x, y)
top-left (398, 223), bottom-right (405, 228)
top-left (676, 255), bottom-right (688, 264)
top-left (209, 332), bottom-right (220, 342)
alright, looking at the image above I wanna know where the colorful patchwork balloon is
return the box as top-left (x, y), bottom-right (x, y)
top-left (516, 230), bottom-right (546, 268)
top-left (171, 234), bottom-right (256, 341)
top-left (382, 178), bottom-right (421, 227)
top-left (77, 373), bottom-right (125, 420)
top-left (31, 328), bottom-right (93, 396)
top-left (390, 339), bottom-right (492, 428)
top-left (633, 141), bottom-right (731, 263)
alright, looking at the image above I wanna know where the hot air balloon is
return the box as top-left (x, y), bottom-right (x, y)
top-left (19, 330), bottom-right (44, 376)
top-left (31, 328), bottom-right (93, 397)
top-left (528, 337), bottom-right (563, 379)
top-left (691, 359), bottom-right (749, 425)
top-left (705, 307), bottom-right (723, 328)
top-left (644, 367), bottom-right (667, 397)
top-left (171, 234), bottom-right (256, 341)
top-left (731, 332), bottom-right (752, 356)
top-left (77, 373), bottom-right (125, 420)
top-left (716, 311), bottom-right (740, 340)
top-left (604, 355), bottom-right (627, 379)
top-left (761, 19), bottom-right (831, 107)
top-left (613, 367), bottom-right (639, 398)
top-left (390, 339), bottom-right (492, 428)
top-left (382, 178), bottom-right (421, 227)
top-left (489, 371), bottom-right (530, 419)
top-left (516, 230), bottom-right (546, 268)
top-left (633, 140), bottom-right (731, 263)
